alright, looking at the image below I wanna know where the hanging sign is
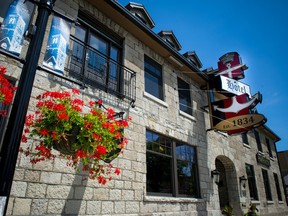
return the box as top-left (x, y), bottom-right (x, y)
top-left (214, 113), bottom-right (266, 131)
top-left (216, 52), bottom-right (247, 80)
top-left (211, 93), bottom-right (265, 134)
top-left (220, 75), bottom-right (251, 97)
top-left (0, 0), bottom-right (34, 55)
top-left (43, 15), bottom-right (71, 74)
top-left (208, 52), bottom-right (267, 135)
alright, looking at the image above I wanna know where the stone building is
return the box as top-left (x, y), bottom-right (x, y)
top-left (278, 150), bottom-right (288, 203)
top-left (0, 0), bottom-right (287, 215)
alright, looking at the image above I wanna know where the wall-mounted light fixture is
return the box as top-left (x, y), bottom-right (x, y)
top-left (211, 169), bottom-right (220, 185)
top-left (239, 175), bottom-right (247, 189)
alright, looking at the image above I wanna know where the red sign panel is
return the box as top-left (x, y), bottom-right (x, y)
top-left (217, 52), bottom-right (246, 80)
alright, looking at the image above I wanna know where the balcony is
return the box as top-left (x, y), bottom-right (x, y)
top-left (64, 36), bottom-right (136, 102)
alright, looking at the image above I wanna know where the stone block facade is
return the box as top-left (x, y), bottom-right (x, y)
top-left (0, 0), bottom-right (287, 215)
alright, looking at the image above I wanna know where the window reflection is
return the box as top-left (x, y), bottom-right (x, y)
top-left (146, 130), bottom-right (199, 197)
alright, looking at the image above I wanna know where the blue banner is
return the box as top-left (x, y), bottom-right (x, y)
top-left (43, 15), bottom-right (71, 74)
top-left (0, 0), bottom-right (33, 55)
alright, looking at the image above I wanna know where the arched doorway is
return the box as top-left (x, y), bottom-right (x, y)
top-left (216, 158), bottom-right (229, 208)
top-left (215, 156), bottom-right (242, 214)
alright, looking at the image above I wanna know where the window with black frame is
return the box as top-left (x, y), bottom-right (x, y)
top-left (242, 133), bottom-right (249, 145)
top-left (273, 173), bottom-right (283, 201)
top-left (245, 163), bottom-right (258, 200)
top-left (254, 130), bottom-right (262, 152)
top-left (146, 129), bottom-right (199, 197)
top-left (266, 138), bottom-right (273, 158)
top-left (69, 12), bottom-right (123, 94)
top-left (262, 169), bottom-right (272, 201)
top-left (177, 77), bottom-right (192, 115)
top-left (144, 56), bottom-right (163, 100)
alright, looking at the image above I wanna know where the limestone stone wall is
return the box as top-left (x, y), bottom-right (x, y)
top-left (206, 125), bottom-right (288, 215)
top-left (4, 0), bottom-right (212, 215)
top-left (2, 0), bottom-right (287, 215)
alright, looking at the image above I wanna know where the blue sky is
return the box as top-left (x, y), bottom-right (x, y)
top-left (118, 0), bottom-right (288, 152)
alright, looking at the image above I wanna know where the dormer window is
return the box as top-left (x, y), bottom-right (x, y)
top-left (135, 13), bottom-right (147, 25)
top-left (158, 30), bottom-right (182, 51)
top-left (166, 38), bottom-right (176, 49)
top-left (183, 51), bottom-right (202, 69)
top-left (125, 2), bottom-right (155, 28)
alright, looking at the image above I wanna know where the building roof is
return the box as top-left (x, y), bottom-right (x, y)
top-left (89, 0), bottom-right (208, 85)
top-left (125, 2), bottom-right (155, 29)
top-left (183, 51), bottom-right (203, 69)
top-left (158, 30), bottom-right (182, 51)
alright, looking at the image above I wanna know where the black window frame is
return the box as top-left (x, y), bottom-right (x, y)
top-left (254, 130), bottom-right (262, 152)
top-left (273, 173), bottom-right (283, 201)
top-left (146, 129), bottom-right (200, 198)
top-left (144, 55), bottom-right (163, 100)
top-left (266, 138), bottom-right (273, 158)
top-left (262, 169), bottom-right (272, 201)
top-left (177, 77), bottom-right (192, 116)
top-left (245, 163), bottom-right (258, 200)
top-left (68, 11), bottom-right (124, 95)
top-left (242, 133), bottom-right (249, 145)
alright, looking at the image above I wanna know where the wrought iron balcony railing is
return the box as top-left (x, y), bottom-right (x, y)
top-left (65, 36), bottom-right (136, 102)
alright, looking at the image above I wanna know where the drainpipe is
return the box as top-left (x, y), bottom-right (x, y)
top-left (0, 0), bottom-right (55, 215)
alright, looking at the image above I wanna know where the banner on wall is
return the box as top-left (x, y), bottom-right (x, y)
top-left (43, 15), bottom-right (71, 74)
top-left (0, 0), bottom-right (34, 55)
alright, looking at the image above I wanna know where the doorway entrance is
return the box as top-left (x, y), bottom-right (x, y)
top-left (215, 156), bottom-right (242, 214)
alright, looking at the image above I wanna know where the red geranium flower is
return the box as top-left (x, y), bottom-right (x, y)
top-left (97, 146), bottom-right (107, 155)
top-left (21, 88), bottom-right (131, 184)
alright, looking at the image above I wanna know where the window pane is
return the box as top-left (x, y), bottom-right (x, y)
top-left (242, 133), bottom-right (249, 145)
top-left (146, 130), bottom-right (199, 197)
top-left (254, 130), bottom-right (262, 152)
top-left (177, 78), bottom-right (192, 115)
top-left (274, 173), bottom-right (283, 201)
top-left (89, 34), bottom-right (107, 55)
top-left (109, 46), bottom-right (119, 80)
top-left (245, 164), bottom-right (258, 200)
top-left (74, 26), bottom-right (86, 42)
top-left (147, 151), bottom-right (172, 194)
top-left (70, 26), bottom-right (87, 77)
top-left (69, 16), bottom-right (123, 97)
top-left (146, 130), bottom-right (172, 156)
top-left (262, 169), bottom-right (272, 200)
top-left (145, 72), bottom-right (163, 99)
top-left (88, 34), bottom-right (108, 70)
top-left (176, 143), bottom-right (198, 196)
top-left (144, 56), bottom-right (163, 100)
top-left (266, 138), bottom-right (272, 157)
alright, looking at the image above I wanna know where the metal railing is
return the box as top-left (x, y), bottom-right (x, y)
top-left (65, 36), bottom-right (136, 102)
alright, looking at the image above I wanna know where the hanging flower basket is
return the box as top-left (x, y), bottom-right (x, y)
top-left (20, 88), bottom-right (131, 184)
top-left (52, 126), bottom-right (80, 155)
top-left (0, 65), bottom-right (17, 115)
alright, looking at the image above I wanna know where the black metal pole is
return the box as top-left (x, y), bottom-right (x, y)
top-left (0, 0), bottom-right (55, 215)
